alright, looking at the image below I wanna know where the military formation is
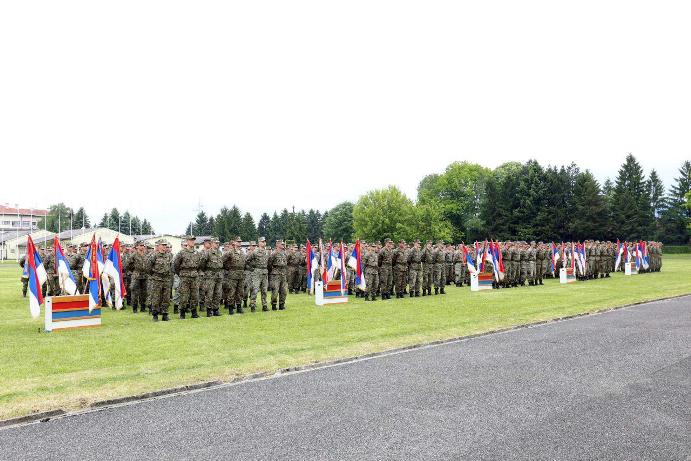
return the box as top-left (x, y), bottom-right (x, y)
top-left (18, 238), bottom-right (664, 321)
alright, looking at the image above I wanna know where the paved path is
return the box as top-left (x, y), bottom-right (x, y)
top-left (2, 297), bottom-right (690, 460)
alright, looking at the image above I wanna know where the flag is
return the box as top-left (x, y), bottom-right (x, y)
top-left (349, 240), bottom-right (366, 290)
top-left (641, 241), bottom-right (649, 270)
top-left (463, 245), bottom-right (477, 275)
top-left (495, 242), bottom-right (505, 276)
top-left (550, 243), bottom-right (559, 275)
top-left (489, 241), bottom-right (500, 281)
top-left (104, 237), bottom-right (126, 309)
top-left (339, 242), bottom-right (347, 295)
top-left (475, 242), bottom-right (482, 268)
top-left (614, 239), bottom-right (623, 271)
top-left (86, 235), bottom-right (101, 311)
top-left (54, 236), bottom-right (77, 295)
top-left (634, 242), bottom-right (642, 270)
top-left (623, 242), bottom-right (629, 266)
top-left (306, 240), bottom-right (314, 293)
top-left (479, 241), bottom-right (487, 273)
top-left (319, 239), bottom-right (328, 283)
top-left (26, 235), bottom-right (47, 318)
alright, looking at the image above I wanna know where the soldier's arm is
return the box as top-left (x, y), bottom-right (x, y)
top-left (172, 253), bottom-right (181, 275)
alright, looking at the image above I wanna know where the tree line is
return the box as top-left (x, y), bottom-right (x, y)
top-left (194, 155), bottom-right (689, 245)
top-left (38, 204), bottom-right (155, 235)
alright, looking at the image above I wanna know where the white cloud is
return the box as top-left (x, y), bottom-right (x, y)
top-left (2, 1), bottom-right (689, 233)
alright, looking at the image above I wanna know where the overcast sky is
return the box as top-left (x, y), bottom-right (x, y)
top-left (2, 1), bottom-right (689, 233)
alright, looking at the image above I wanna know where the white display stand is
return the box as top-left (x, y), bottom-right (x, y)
top-left (470, 273), bottom-right (479, 291)
top-left (625, 262), bottom-right (637, 276)
top-left (314, 281), bottom-right (324, 306)
top-left (559, 268), bottom-right (567, 284)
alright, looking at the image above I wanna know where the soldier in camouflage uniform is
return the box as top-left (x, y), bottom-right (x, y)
top-left (172, 235), bottom-right (201, 319)
top-left (65, 244), bottom-right (83, 294)
top-left (453, 244), bottom-right (464, 287)
top-left (19, 254), bottom-right (29, 297)
top-left (172, 241), bottom-right (184, 314)
top-left (247, 237), bottom-right (270, 311)
top-left (407, 240), bottom-right (423, 297)
top-left (287, 245), bottom-right (301, 294)
top-left (298, 245), bottom-right (307, 292)
top-left (445, 244), bottom-right (454, 286)
top-left (518, 243), bottom-right (528, 286)
top-left (243, 241), bottom-right (256, 308)
top-left (42, 244), bottom-right (60, 296)
top-left (363, 243), bottom-right (380, 301)
top-left (432, 241), bottom-right (446, 295)
top-left (421, 240), bottom-right (434, 296)
top-left (392, 239), bottom-right (408, 298)
top-left (126, 242), bottom-right (149, 312)
top-left (146, 239), bottom-right (173, 321)
top-left (197, 238), bottom-right (211, 313)
top-left (268, 240), bottom-right (289, 310)
top-left (378, 239), bottom-right (393, 300)
top-left (200, 238), bottom-right (223, 317)
top-left (527, 242), bottom-right (537, 286)
top-left (223, 237), bottom-right (246, 314)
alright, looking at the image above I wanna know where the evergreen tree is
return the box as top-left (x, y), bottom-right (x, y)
top-left (206, 216), bottom-right (216, 236)
top-left (611, 154), bottom-right (654, 240)
top-left (659, 160), bottom-right (691, 243)
top-left (647, 169), bottom-right (665, 218)
top-left (240, 213), bottom-right (257, 241)
top-left (108, 208), bottom-right (121, 232)
top-left (73, 207), bottom-right (90, 229)
top-left (571, 171), bottom-right (607, 240)
top-left (514, 160), bottom-right (548, 241)
top-left (285, 209), bottom-right (307, 243)
top-left (141, 219), bottom-right (154, 234)
top-left (40, 203), bottom-right (74, 233)
top-left (195, 211), bottom-right (209, 236)
top-left (121, 211), bottom-right (132, 234)
top-left (99, 213), bottom-right (110, 229)
top-left (305, 209), bottom-right (322, 242)
top-left (257, 213), bottom-right (270, 239)
top-left (130, 216), bottom-right (142, 235)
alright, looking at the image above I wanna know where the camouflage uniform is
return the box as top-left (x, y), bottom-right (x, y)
top-left (298, 248), bottom-right (307, 292)
top-left (519, 246), bottom-right (528, 285)
top-left (407, 245), bottom-right (423, 297)
top-left (421, 244), bottom-right (434, 296)
top-left (243, 253), bottom-right (254, 308)
top-left (432, 245), bottom-right (446, 294)
top-left (200, 245), bottom-right (224, 316)
top-left (392, 244), bottom-right (408, 298)
top-left (42, 249), bottom-right (59, 296)
top-left (66, 250), bottom-right (84, 294)
top-left (19, 255), bottom-right (29, 297)
top-left (378, 245), bottom-right (393, 299)
top-left (146, 247), bottom-right (172, 319)
top-left (268, 245), bottom-right (288, 310)
top-left (454, 248), bottom-right (465, 287)
top-left (527, 244), bottom-right (537, 285)
top-left (287, 249), bottom-right (301, 294)
top-left (247, 244), bottom-right (270, 311)
top-left (126, 250), bottom-right (148, 312)
top-left (172, 243), bottom-right (201, 318)
top-left (445, 249), bottom-right (453, 286)
top-left (223, 244), bottom-right (246, 314)
top-left (363, 248), bottom-right (380, 301)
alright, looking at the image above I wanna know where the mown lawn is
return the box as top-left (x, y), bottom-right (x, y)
top-left (1, 255), bottom-right (690, 420)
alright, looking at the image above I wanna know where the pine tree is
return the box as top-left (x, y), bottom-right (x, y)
top-left (571, 171), bottom-right (607, 240)
top-left (73, 207), bottom-right (90, 229)
top-left (257, 213), bottom-right (270, 239)
top-left (659, 160), bottom-right (691, 243)
top-left (306, 209), bottom-right (322, 241)
top-left (240, 213), bottom-right (257, 241)
top-left (611, 154), bottom-right (654, 240)
top-left (109, 208), bottom-right (121, 232)
top-left (141, 219), bottom-right (154, 234)
top-left (322, 202), bottom-right (354, 242)
top-left (195, 211), bottom-right (209, 236)
top-left (130, 216), bottom-right (142, 235)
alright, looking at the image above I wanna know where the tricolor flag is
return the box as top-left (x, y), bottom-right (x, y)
top-left (550, 243), bottom-right (559, 275)
top-left (26, 235), bottom-right (48, 318)
top-left (319, 239), bottom-right (328, 283)
top-left (614, 239), bottom-right (623, 271)
top-left (306, 240), bottom-right (314, 293)
top-left (54, 236), bottom-right (77, 295)
top-left (634, 242), bottom-right (642, 270)
top-left (348, 240), bottom-right (366, 290)
top-left (339, 242), bottom-right (347, 295)
top-left (104, 237), bottom-right (126, 309)
top-left (640, 241), bottom-right (649, 270)
top-left (475, 242), bottom-right (482, 268)
top-left (463, 245), bottom-right (477, 275)
top-left (85, 235), bottom-right (101, 311)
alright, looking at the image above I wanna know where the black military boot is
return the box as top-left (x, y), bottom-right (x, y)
top-left (434, 287), bottom-right (439, 295)
top-left (179, 310), bottom-right (186, 320)
top-left (191, 309), bottom-right (199, 319)
top-left (364, 294), bottom-right (370, 301)
top-left (162, 313), bottom-right (169, 321)
top-left (213, 309), bottom-right (221, 317)
top-left (271, 303), bottom-right (278, 311)
top-left (152, 313), bottom-right (159, 322)
top-left (415, 291), bottom-right (420, 297)
top-left (347, 288), bottom-right (352, 295)
top-left (205, 308), bottom-right (211, 317)
top-left (440, 287), bottom-right (445, 294)
top-left (237, 303), bottom-right (244, 314)
top-left (229, 304), bottom-right (235, 315)
top-left (251, 305), bottom-right (256, 312)
top-left (409, 292), bottom-right (414, 298)
top-left (262, 305), bottom-right (269, 312)
top-left (279, 303), bottom-right (285, 310)
top-left (132, 303), bottom-right (138, 313)
top-left (243, 299), bottom-right (248, 308)
top-left (173, 304), bottom-right (179, 314)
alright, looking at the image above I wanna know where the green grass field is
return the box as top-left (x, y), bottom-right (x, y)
top-left (1, 256), bottom-right (690, 421)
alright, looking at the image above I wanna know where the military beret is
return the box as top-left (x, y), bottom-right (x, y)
top-left (249, 241), bottom-right (257, 245)
top-left (235, 237), bottom-right (242, 242)
top-left (155, 239), bottom-right (167, 245)
top-left (399, 239), bottom-right (406, 244)
top-left (80, 242), bottom-right (89, 247)
top-left (375, 241), bottom-right (381, 245)
top-left (275, 239), bottom-right (284, 245)
top-left (384, 238), bottom-right (392, 243)
top-left (426, 240), bottom-right (433, 244)
top-left (202, 237), bottom-right (212, 243)
top-left (258, 237), bottom-right (266, 242)
top-left (145, 242), bottom-right (154, 249)
top-left (414, 239), bottom-right (420, 244)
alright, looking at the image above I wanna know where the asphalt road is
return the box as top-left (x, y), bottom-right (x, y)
top-left (2, 296), bottom-right (690, 460)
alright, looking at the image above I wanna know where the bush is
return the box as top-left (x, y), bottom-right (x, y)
top-left (664, 245), bottom-right (691, 254)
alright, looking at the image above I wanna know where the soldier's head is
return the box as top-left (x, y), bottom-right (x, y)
top-left (211, 238), bottom-right (220, 249)
top-left (276, 240), bottom-right (285, 250)
top-left (155, 239), bottom-right (166, 253)
top-left (136, 242), bottom-right (145, 254)
top-left (203, 237), bottom-right (212, 249)
top-left (413, 239), bottom-right (421, 249)
top-left (184, 235), bottom-right (195, 249)
top-left (425, 240), bottom-right (432, 249)
top-left (398, 239), bottom-right (406, 249)
top-left (258, 237), bottom-right (266, 248)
